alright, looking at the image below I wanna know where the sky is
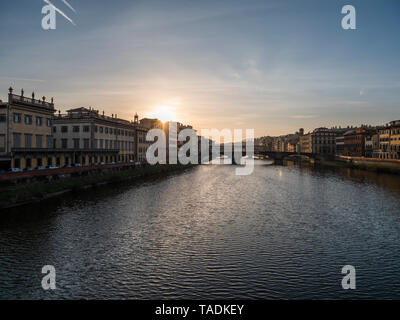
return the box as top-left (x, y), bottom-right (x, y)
top-left (0, 0), bottom-right (399, 137)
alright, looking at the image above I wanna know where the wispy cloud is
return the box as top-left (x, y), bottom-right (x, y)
top-left (0, 76), bottom-right (45, 82)
top-left (290, 115), bottom-right (318, 119)
top-left (43, 0), bottom-right (76, 26)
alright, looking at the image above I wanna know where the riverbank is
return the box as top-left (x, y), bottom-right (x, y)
top-left (293, 156), bottom-right (400, 175)
top-left (0, 164), bottom-right (195, 209)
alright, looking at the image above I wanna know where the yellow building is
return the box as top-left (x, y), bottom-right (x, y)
top-left (299, 133), bottom-right (312, 153)
top-left (0, 87), bottom-right (56, 170)
top-left (389, 120), bottom-right (400, 159)
top-left (53, 107), bottom-right (136, 165)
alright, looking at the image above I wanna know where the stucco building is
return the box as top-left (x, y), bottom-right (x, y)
top-left (376, 120), bottom-right (400, 159)
top-left (0, 87), bottom-right (56, 170)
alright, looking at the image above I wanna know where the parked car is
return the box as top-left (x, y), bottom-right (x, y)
top-left (11, 168), bottom-right (22, 173)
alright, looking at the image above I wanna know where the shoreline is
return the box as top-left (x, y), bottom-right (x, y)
top-left (289, 157), bottom-right (400, 175)
top-left (0, 164), bottom-right (195, 210)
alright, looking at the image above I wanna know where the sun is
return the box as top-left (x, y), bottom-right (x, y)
top-left (149, 105), bottom-right (178, 122)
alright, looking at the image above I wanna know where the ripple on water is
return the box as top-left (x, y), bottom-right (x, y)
top-left (1, 162), bottom-right (400, 299)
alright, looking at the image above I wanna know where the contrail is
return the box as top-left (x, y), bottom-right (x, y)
top-left (43, 0), bottom-right (76, 26)
top-left (62, 0), bottom-right (76, 13)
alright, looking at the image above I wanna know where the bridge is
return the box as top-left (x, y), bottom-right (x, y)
top-left (201, 144), bottom-right (334, 165)
top-left (254, 150), bottom-right (314, 160)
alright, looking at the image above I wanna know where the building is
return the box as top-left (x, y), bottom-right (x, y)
top-left (389, 120), bottom-right (400, 159)
top-left (299, 132), bottom-right (312, 153)
top-left (343, 127), bottom-right (377, 157)
top-left (0, 87), bottom-right (56, 170)
top-left (139, 118), bottom-right (163, 130)
top-left (311, 127), bottom-right (336, 155)
top-left (53, 107), bottom-right (138, 166)
top-left (365, 133), bottom-right (379, 158)
top-left (335, 134), bottom-right (345, 156)
top-left (135, 115), bottom-right (150, 162)
top-left (376, 120), bottom-right (400, 159)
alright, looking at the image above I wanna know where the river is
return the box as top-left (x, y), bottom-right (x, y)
top-left (1, 160), bottom-right (400, 299)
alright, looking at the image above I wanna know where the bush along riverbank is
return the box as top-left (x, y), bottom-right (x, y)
top-left (290, 156), bottom-right (400, 175)
top-left (319, 159), bottom-right (400, 174)
top-left (0, 164), bottom-right (195, 209)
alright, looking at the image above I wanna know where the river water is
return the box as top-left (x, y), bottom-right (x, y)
top-left (1, 160), bottom-right (400, 299)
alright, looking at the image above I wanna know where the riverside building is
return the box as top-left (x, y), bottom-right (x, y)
top-left (377, 120), bottom-right (400, 159)
top-left (52, 107), bottom-right (141, 166)
top-left (0, 87), bottom-right (56, 171)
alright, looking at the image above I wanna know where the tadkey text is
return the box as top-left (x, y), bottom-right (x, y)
top-left (155, 304), bottom-right (245, 318)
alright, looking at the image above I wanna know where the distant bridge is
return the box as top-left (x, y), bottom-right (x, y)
top-left (204, 144), bottom-right (334, 164)
top-left (254, 150), bottom-right (314, 160)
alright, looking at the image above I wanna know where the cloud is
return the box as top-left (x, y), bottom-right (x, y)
top-left (0, 76), bottom-right (45, 82)
top-left (290, 115), bottom-right (318, 119)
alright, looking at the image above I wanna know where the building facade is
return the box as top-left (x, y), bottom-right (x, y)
top-left (299, 132), bottom-right (312, 153)
top-left (53, 107), bottom-right (138, 166)
top-left (311, 127), bottom-right (336, 155)
top-left (0, 88), bottom-right (56, 170)
top-left (343, 128), bottom-right (377, 157)
top-left (376, 120), bottom-right (400, 159)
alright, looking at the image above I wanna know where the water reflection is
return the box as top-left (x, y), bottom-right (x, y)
top-left (1, 161), bottom-right (400, 299)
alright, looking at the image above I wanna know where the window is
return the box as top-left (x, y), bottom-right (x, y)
top-left (73, 138), bottom-right (80, 149)
top-left (100, 127), bottom-right (104, 133)
top-left (25, 134), bottom-right (32, 148)
top-left (105, 127), bottom-right (108, 134)
top-left (14, 158), bottom-right (20, 169)
top-left (100, 139), bottom-right (104, 149)
top-left (61, 139), bottom-right (68, 149)
top-left (83, 139), bottom-right (90, 149)
top-left (0, 114), bottom-right (6, 122)
top-left (36, 117), bottom-right (42, 126)
top-left (61, 126), bottom-right (68, 133)
top-left (13, 113), bottom-right (21, 123)
top-left (24, 115), bottom-right (32, 125)
top-left (46, 118), bottom-right (52, 127)
top-left (13, 133), bottom-right (21, 148)
top-left (36, 135), bottom-right (43, 148)
top-left (47, 136), bottom-right (53, 148)
top-left (73, 126), bottom-right (80, 132)
top-left (83, 126), bottom-right (90, 133)
top-left (53, 126), bottom-right (57, 133)
top-left (47, 157), bottom-right (52, 167)
top-left (0, 134), bottom-right (5, 152)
